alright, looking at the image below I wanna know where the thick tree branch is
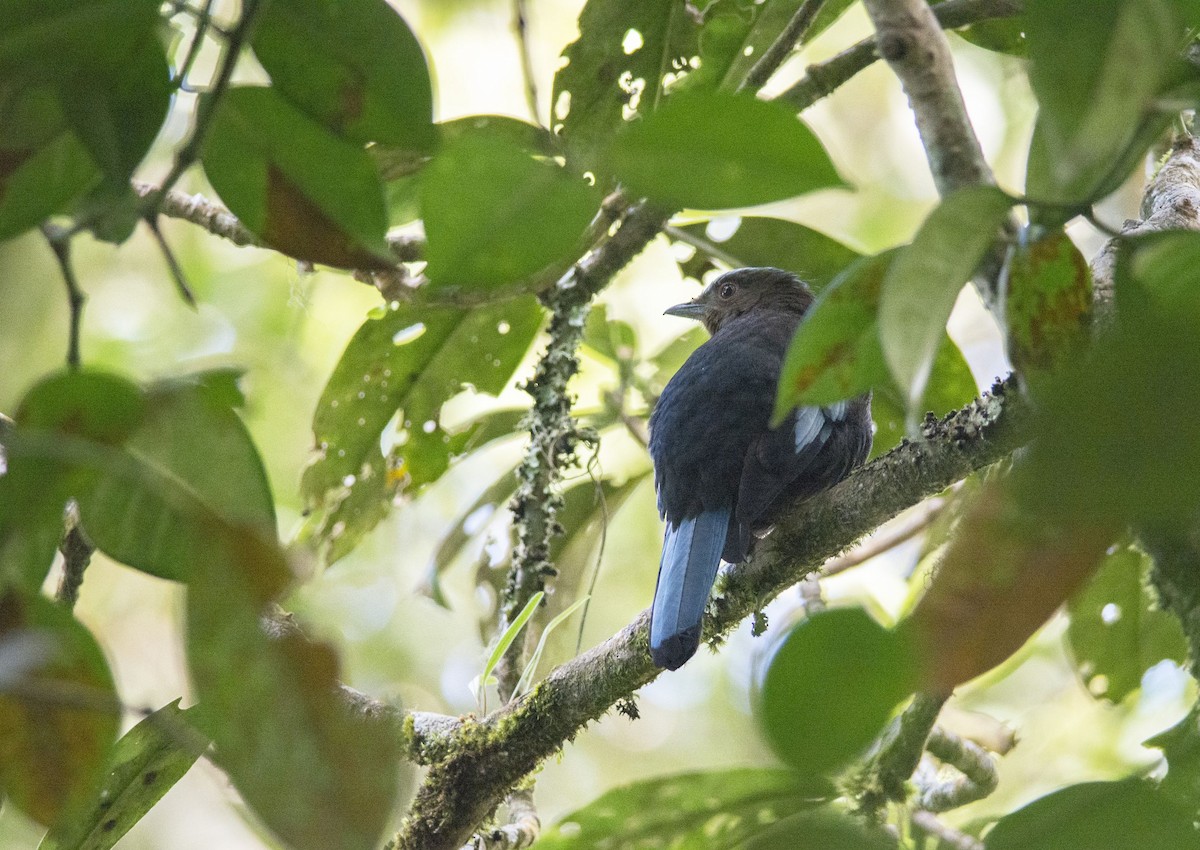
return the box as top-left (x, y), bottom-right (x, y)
top-left (1091, 135), bottom-right (1200, 326)
top-left (392, 380), bottom-right (1030, 850)
top-left (1090, 135), bottom-right (1200, 678)
top-left (861, 0), bottom-right (994, 194)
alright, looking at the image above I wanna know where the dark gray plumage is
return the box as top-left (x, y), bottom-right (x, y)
top-left (648, 267), bottom-right (873, 670)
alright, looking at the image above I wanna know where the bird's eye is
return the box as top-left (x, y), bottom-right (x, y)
top-left (718, 282), bottom-right (736, 299)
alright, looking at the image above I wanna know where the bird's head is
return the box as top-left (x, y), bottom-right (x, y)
top-left (664, 267), bottom-right (814, 335)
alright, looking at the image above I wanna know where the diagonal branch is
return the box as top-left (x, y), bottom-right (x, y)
top-left (392, 379), bottom-right (1030, 850)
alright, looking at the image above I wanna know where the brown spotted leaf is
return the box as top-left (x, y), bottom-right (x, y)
top-left (0, 589), bottom-right (120, 829)
top-left (1005, 229), bottom-right (1091, 376)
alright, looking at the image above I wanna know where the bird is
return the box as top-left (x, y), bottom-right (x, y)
top-left (647, 267), bottom-right (873, 670)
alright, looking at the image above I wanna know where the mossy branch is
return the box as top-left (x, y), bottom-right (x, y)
top-left (393, 379), bottom-right (1030, 850)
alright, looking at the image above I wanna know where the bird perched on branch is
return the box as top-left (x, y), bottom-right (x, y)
top-left (648, 267), bottom-right (872, 670)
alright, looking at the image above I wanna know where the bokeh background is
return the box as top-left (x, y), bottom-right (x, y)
top-left (0, 1), bottom-right (1190, 847)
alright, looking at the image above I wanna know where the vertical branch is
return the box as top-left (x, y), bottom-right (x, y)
top-left (42, 224), bottom-right (85, 371)
top-left (512, 0), bottom-right (540, 124)
top-left (858, 692), bottom-right (949, 813)
top-left (860, 0), bottom-right (994, 195)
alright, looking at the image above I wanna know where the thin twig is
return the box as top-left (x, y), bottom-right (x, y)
top-left (461, 788), bottom-right (540, 850)
top-left (738, 0), bottom-right (827, 93)
top-left (664, 224), bottom-right (744, 270)
top-left (860, 692), bottom-right (949, 813)
top-left (777, 0), bottom-right (1023, 113)
top-left (41, 224), bottom-right (85, 371)
top-left (912, 810), bottom-right (985, 850)
top-left (821, 497), bottom-right (945, 579)
top-left (173, 0), bottom-right (218, 88)
top-left (512, 0), bottom-right (540, 124)
top-left (56, 503), bottom-right (94, 611)
top-left (144, 216), bottom-right (197, 307)
top-left (156, 0), bottom-right (265, 197)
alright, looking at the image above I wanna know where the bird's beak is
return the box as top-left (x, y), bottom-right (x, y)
top-left (664, 300), bottom-right (709, 320)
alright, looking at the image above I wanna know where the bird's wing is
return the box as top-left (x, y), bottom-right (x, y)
top-left (733, 401), bottom-right (854, 546)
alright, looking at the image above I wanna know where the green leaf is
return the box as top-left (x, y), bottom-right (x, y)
top-left (1017, 309), bottom-right (1200, 526)
top-left (774, 252), bottom-right (891, 418)
top-left (551, 0), bottom-right (694, 170)
top-left (535, 768), bottom-right (827, 850)
top-left (985, 780), bottom-right (1198, 850)
top-left (0, 588), bottom-right (120, 829)
top-left (301, 298), bottom-right (543, 564)
top-left (0, 0), bottom-right (160, 82)
top-left (1004, 228), bottom-right (1092, 377)
top-left (1024, 0), bottom-right (1187, 205)
top-left (878, 186), bottom-right (1010, 415)
top-left (0, 85), bottom-right (98, 240)
top-left (57, 28), bottom-right (170, 191)
top-left (677, 216), bottom-right (860, 291)
top-left (513, 595), bottom-right (591, 697)
top-left (868, 335), bottom-right (977, 460)
top-left (201, 85), bottom-right (392, 269)
top-left (38, 700), bottom-right (208, 850)
top-left (421, 134), bottom-right (601, 290)
top-left (1146, 703), bottom-right (1200, 814)
top-left (932, 0), bottom-right (1026, 55)
top-left (738, 809), bottom-right (898, 850)
top-left (1066, 545), bottom-right (1187, 703)
top-left (756, 608), bottom-right (918, 780)
top-left (605, 91), bottom-right (845, 209)
top-left (473, 591), bottom-right (543, 705)
top-left (251, 0), bottom-right (435, 149)
top-left (773, 250), bottom-right (977, 435)
top-left (0, 372), bottom-right (145, 589)
top-left (186, 532), bottom-right (404, 850)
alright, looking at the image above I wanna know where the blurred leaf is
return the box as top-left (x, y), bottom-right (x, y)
top-left (984, 779), bottom-right (1198, 850)
top-left (932, 0), bottom-right (1026, 55)
top-left (739, 809), bottom-right (898, 850)
top-left (757, 608), bottom-right (918, 780)
top-left (552, 0), bottom-right (694, 170)
top-left (535, 768), bottom-right (828, 850)
top-left (187, 532), bottom-right (403, 850)
top-left (0, 588), bottom-right (119, 829)
top-left (38, 700), bottom-right (208, 850)
top-left (1004, 228), bottom-right (1092, 377)
top-left (0, 85), bottom-right (98, 240)
top-left (1121, 229), bottom-right (1200, 320)
top-left (1146, 703), bottom-right (1200, 814)
top-left (0, 372), bottom-right (143, 589)
top-left (774, 252), bottom-right (891, 417)
top-left (1067, 545), bottom-right (1187, 703)
top-left (1024, 0), bottom-right (1187, 206)
top-left (869, 337), bottom-right (978, 460)
top-left (438, 115), bottom-right (558, 156)
top-left (58, 29), bottom-right (170, 192)
top-left (878, 186), bottom-right (1010, 415)
top-left (202, 86), bottom-right (392, 269)
top-left (251, 0), bottom-right (435, 150)
top-left (421, 134), bottom-right (600, 290)
top-left (76, 376), bottom-right (276, 581)
top-left (302, 298), bottom-right (542, 564)
top-left (582, 303), bottom-right (638, 363)
top-left (605, 91), bottom-right (845, 209)
top-left (423, 468), bottom-right (521, 605)
top-left (1018, 309), bottom-right (1200, 527)
top-left (0, 0), bottom-right (159, 80)
top-left (774, 250), bottom-right (976, 430)
top-left (903, 480), bottom-right (1114, 693)
top-left (676, 217), bottom-right (860, 291)
top-left (805, 0), bottom-right (859, 44)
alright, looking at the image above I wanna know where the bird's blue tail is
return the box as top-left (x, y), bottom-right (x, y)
top-left (650, 509), bottom-right (729, 670)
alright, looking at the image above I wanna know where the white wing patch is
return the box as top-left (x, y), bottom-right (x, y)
top-left (824, 400), bottom-right (849, 421)
top-left (793, 408), bottom-right (825, 453)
